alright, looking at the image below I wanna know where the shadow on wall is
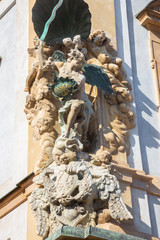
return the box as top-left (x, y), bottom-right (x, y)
top-left (148, 194), bottom-right (160, 237)
top-left (131, 188), bottom-right (152, 236)
top-left (114, 0), bottom-right (160, 238)
top-left (131, 188), bottom-right (160, 238)
top-left (114, 0), bottom-right (160, 173)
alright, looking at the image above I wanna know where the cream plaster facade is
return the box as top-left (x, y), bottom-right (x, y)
top-left (0, 0), bottom-right (160, 240)
top-left (0, 0), bottom-right (28, 198)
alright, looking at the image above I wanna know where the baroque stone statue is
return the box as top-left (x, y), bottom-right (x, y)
top-left (24, 0), bottom-right (134, 238)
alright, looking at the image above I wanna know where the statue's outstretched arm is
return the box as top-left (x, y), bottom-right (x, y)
top-left (24, 61), bottom-right (37, 92)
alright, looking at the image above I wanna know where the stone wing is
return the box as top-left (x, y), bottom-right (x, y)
top-left (108, 192), bottom-right (133, 221)
top-left (82, 64), bottom-right (114, 94)
top-left (30, 188), bottom-right (50, 238)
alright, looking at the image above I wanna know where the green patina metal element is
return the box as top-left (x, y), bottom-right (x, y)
top-left (40, 0), bottom-right (64, 42)
top-left (82, 64), bottom-right (114, 95)
top-left (32, 0), bottom-right (91, 46)
top-left (48, 77), bottom-right (78, 101)
top-left (52, 50), bottom-right (66, 63)
top-left (45, 226), bottom-right (146, 240)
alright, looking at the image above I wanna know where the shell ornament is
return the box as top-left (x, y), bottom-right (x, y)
top-left (32, 0), bottom-right (92, 45)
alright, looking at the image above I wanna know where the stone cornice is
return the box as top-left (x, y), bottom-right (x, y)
top-left (136, 7), bottom-right (160, 32)
top-left (0, 164), bottom-right (160, 220)
top-left (0, 173), bottom-right (35, 218)
top-left (111, 163), bottom-right (159, 195)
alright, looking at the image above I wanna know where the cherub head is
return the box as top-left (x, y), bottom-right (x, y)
top-left (63, 37), bottom-right (74, 49)
top-left (90, 30), bottom-right (106, 46)
top-left (96, 149), bottom-right (112, 165)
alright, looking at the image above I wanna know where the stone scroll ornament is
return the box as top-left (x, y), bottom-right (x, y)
top-left (24, 0), bottom-right (134, 238)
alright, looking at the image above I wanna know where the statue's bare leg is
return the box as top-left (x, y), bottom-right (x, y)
top-left (81, 113), bottom-right (90, 148)
top-left (64, 102), bottom-right (82, 138)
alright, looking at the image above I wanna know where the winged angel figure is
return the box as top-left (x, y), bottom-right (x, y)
top-left (24, 0), bottom-right (134, 237)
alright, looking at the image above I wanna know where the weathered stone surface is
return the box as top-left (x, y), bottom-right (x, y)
top-left (26, 32), bottom-right (135, 238)
top-left (30, 159), bottom-right (133, 238)
top-left (25, 30), bottom-right (135, 173)
top-left (26, 3), bottom-right (135, 236)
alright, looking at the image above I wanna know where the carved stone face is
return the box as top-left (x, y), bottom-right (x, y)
top-left (59, 150), bottom-right (76, 164)
top-left (96, 149), bottom-right (112, 164)
top-left (36, 117), bottom-right (51, 134)
top-left (92, 30), bottom-right (106, 46)
top-left (63, 37), bottom-right (74, 48)
top-left (25, 94), bottom-right (36, 109)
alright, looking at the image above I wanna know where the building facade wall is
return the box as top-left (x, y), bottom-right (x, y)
top-left (115, 0), bottom-right (160, 237)
top-left (0, 202), bottom-right (27, 240)
top-left (0, 3), bottom-right (16, 187)
top-left (0, 0), bottom-right (160, 239)
top-left (0, 0), bottom-right (29, 197)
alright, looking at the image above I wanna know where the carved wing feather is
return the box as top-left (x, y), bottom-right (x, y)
top-left (30, 189), bottom-right (50, 238)
top-left (35, 208), bottom-right (50, 238)
top-left (108, 192), bottom-right (133, 221)
top-left (82, 64), bottom-right (114, 94)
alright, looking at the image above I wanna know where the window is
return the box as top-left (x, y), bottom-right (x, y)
top-left (137, 0), bottom-right (160, 110)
